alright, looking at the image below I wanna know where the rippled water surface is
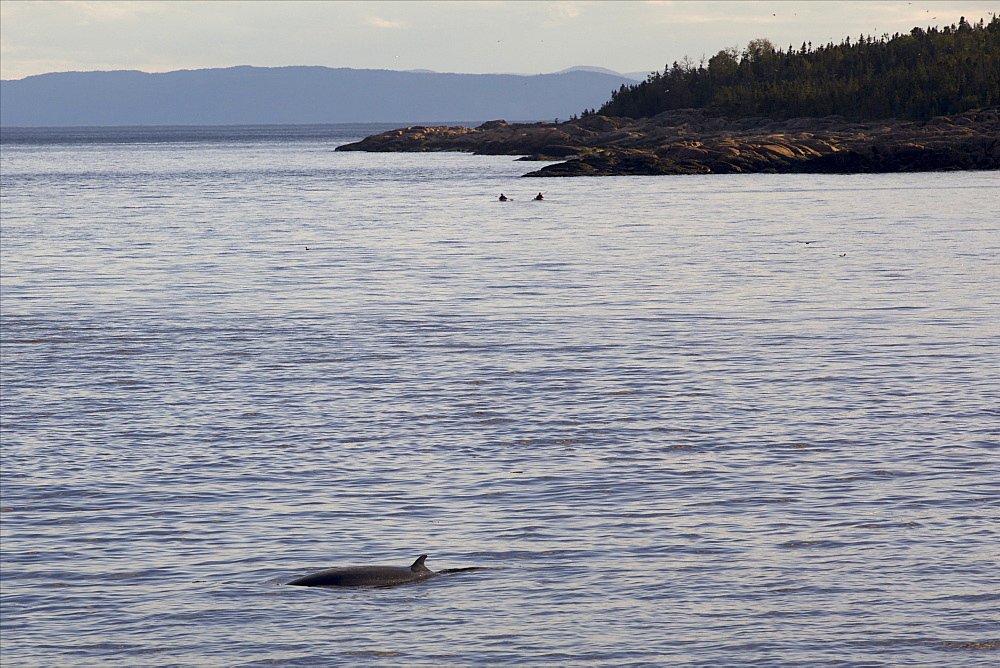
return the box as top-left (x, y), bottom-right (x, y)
top-left (2, 126), bottom-right (998, 666)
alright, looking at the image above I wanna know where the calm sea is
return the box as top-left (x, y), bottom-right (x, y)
top-left (1, 125), bottom-right (998, 666)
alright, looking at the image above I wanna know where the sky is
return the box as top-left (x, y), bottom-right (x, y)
top-left (1, 1), bottom-right (995, 81)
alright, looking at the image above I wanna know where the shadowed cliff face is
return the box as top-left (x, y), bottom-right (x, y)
top-left (335, 110), bottom-right (1000, 175)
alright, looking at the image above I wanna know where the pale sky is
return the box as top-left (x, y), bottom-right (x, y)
top-left (1, 1), bottom-right (994, 81)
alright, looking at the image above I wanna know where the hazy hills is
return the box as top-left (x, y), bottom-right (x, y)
top-left (0, 65), bottom-right (639, 127)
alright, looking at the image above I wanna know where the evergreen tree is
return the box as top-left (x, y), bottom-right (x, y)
top-left (597, 16), bottom-right (1000, 120)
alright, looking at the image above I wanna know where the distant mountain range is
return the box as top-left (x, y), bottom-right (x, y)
top-left (556, 66), bottom-right (653, 81)
top-left (0, 65), bottom-right (641, 127)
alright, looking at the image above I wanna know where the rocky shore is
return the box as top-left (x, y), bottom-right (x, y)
top-left (335, 109), bottom-right (1000, 176)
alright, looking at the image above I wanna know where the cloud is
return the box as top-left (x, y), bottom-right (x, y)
top-left (67, 1), bottom-right (170, 21)
top-left (547, 1), bottom-right (584, 20)
top-left (366, 15), bottom-right (405, 29)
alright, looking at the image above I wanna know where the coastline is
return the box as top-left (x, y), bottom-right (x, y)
top-left (335, 109), bottom-right (1000, 176)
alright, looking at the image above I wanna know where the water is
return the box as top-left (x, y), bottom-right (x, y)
top-left (1, 125), bottom-right (998, 666)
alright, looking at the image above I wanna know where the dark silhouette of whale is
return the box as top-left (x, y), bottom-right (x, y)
top-left (288, 554), bottom-right (484, 588)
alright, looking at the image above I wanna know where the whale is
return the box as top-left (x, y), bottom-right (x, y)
top-left (289, 554), bottom-right (458, 588)
top-left (288, 555), bottom-right (493, 588)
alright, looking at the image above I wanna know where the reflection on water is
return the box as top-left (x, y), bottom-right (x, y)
top-left (1, 127), bottom-right (998, 666)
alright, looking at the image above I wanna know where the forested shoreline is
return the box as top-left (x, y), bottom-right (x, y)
top-left (338, 16), bottom-right (1000, 176)
top-left (594, 16), bottom-right (999, 121)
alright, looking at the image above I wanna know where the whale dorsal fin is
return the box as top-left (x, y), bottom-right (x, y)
top-left (410, 554), bottom-right (431, 573)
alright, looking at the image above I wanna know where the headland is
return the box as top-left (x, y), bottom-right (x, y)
top-left (335, 109), bottom-right (999, 176)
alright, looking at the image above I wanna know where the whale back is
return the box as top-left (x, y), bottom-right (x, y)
top-left (289, 555), bottom-right (436, 588)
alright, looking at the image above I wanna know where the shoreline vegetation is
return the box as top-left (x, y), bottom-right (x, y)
top-left (337, 17), bottom-right (1000, 176)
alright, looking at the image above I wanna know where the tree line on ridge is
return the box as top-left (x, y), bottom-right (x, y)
top-left (589, 16), bottom-right (999, 121)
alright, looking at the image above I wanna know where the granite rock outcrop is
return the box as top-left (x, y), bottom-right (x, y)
top-left (336, 109), bottom-right (1000, 175)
